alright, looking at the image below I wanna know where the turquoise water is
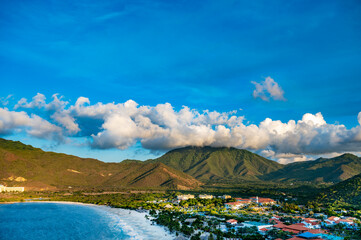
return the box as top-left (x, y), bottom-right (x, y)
top-left (0, 202), bottom-right (173, 240)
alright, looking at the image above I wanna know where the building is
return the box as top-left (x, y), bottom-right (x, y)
top-left (287, 232), bottom-right (323, 240)
top-left (0, 185), bottom-right (24, 192)
top-left (336, 219), bottom-right (354, 226)
top-left (250, 196), bottom-right (276, 205)
top-left (241, 221), bottom-right (273, 231)
top-left (226, 219), bottom-right (238, 225)
top-left (301, 218), bottom-right (321, 229)
top-left (234, 196), bottom-right (276, 206)
top-left (199, 194), bottom-right (213, 199)
top-left (324, 216), bottom-right (340, 226)
top-left (274, 223), bottom-right (309, 234)
top-left (177, 194), bottom-right (195, 201)
top-left (225, 202), bottom-right (243, 210)
top-left (220, 195), bottom-right (231, 199)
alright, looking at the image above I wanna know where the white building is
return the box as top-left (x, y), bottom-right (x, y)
top-left (177, 194), bottom-right (195, 201)
top-left (220, 195), bottom-right (231, 199)
top-left (199, 194), bottom-right (213, 199)
top-left (240, 221), bottom-right (273, 231)
top-left (225, 202), bottom-right (243, 210)
top-left (0, 185), bottom-right (24, 192)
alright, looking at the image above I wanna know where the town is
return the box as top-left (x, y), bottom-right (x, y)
top-left (1, 185), bottom-right (360, 239)
top-left (142, 193), bottom-right (360, 240)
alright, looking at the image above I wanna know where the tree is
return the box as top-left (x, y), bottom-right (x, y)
top-left (190, 232), bottom-right (201, 240)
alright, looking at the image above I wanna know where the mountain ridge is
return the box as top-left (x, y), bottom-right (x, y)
top-left (262, 153), bottom-right (361, 183)
top-left (2, 138), bottom-right (361, 190)
top-left (0, 138), bottom-right (202, 190)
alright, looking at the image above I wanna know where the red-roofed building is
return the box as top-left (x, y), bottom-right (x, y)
top-left (250, 196), bottom-right (276, 205)
top-left (336, 219), bottom-right (354, 226)
top-left (273, 223), bottom-right (287, 229)
top-left (308, 229), bottom-right (327, 234)
top-left (226, 219), bottom-right (238, 225)
top-left (301, 219), bottom-right (321, 229)
top-left (278, 224), bottom-right (310, 234)
top-left (324, 216), bottom-right (340, 226)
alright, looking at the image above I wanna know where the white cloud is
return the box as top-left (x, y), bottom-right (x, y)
top-left (251, 77), bottom-right (286, 101)
top-left (260, 150), bottom-right (311, 164)
top-left (2, 93), bottom-right (361, 163)
top-left (51, 111), bottom-right (80, 134)
top-left (0, 94), bottom-right (13, 106)
top-left (15, 93), bottom-right (47, 109)
top-left (0, 108), bottom-right (62, 140)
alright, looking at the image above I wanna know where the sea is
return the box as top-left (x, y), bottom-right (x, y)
top-left (0, 202), bottom-right (174, 240)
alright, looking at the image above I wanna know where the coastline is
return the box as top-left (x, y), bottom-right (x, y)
top-left (0, 200), bottom-right (176, 240)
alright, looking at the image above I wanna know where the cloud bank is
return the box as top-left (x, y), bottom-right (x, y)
top-left (1, 93), bottom-right (361, 162)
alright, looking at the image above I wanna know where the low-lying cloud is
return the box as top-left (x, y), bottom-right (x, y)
top-left (1, 93), bottom-right (361, 163)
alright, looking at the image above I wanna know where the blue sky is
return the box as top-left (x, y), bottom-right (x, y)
top-left (1, 0), bottom-right (361, 163)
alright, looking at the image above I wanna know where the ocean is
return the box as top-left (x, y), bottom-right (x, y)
top-left (0, 202), bottom-right (174, 240)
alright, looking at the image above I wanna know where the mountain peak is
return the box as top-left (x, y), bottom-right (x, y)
top-left (337, 153), bottom-right (359, 159)
top-left (152, 146), bottom-right (282, 183)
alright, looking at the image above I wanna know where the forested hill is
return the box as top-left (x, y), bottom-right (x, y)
top-left (262, 153), bottom-right (361, 183)
top-left (149, 146), bottom-right (283, 182)
top-left (316, 173), bottom-right (361, 207)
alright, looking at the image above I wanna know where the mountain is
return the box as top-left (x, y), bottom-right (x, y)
top-left (0, 138), bottom-right (202, 190)
top-left (151, 147), bottom-right (361, 184)
top-left (263, 153), bottom-right (361, 183)
top-left (2, 138), bottom-right (361, 190)
top-left (317, 173), bottom-right (361, 207)
top-left (149, 146), bottom-right (283, 183)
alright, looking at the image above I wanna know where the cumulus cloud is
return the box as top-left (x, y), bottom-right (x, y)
top-left (0, 108), bottom-right (62, 140)
top-left (251, 77), bottom-right (286, 101)
top-left (2, 93), bottom-right (361, 163)
top-left (15, 93), bottom-right (77, 134)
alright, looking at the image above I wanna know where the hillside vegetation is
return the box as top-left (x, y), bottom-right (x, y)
top-left (317, 173), bottom-right (361, 207)
top-left (2, 138), bottom-right (361, 191)
top-left (263, 153), bottom-right (361, 183)
top-left (149, 146), bottom-right (283, 183)
top-left (0, 138), bottom-right (201, 190)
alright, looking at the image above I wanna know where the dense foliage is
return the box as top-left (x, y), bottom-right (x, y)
top-left (317, 173), bottom-right (361, 208)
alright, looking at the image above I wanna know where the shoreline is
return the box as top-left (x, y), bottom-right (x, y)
top-left (0, 200), bottom-right (177, 239)
top-left (0, 200), bottom-right (93, 205)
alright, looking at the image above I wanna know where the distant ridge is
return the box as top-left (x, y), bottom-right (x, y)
top-left (0, 138), bottom-right (202, 190)
top-left (149, 146), bottom-right (283, 183)
top-left (262, 153), bottom-right (361, 183)
top-left (150, 146), bottom-right (361, 184)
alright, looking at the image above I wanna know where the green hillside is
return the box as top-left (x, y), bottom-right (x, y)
top-left (317, 173), bottom-right (361, 207)
top-left (263, 153), bottom-right (361, 183)
top-left (0, 138), bottom-right (201, 190)
top-left (2, 138), bottom-right (361, 190)
top-left (149, 146), bottom-right (283, 183)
